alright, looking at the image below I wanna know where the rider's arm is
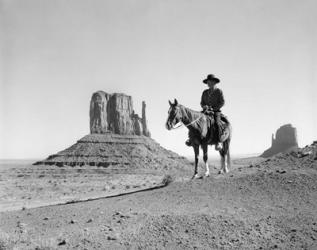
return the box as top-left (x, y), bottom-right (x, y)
top-left (214, 89), bottom-right (225, 111)
top-left (200, 90), bottom-right (208, 109)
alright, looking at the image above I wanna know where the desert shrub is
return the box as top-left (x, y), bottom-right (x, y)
top-left (161, 174), bottom-right (174, 186)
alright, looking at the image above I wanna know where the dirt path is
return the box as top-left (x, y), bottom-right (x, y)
top-left (1, 156), bottom-right (317, 249)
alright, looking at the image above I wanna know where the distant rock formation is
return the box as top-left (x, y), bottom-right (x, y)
top-left (90, 91), bottom-right (150, 137)
top-left (35, 91), bottom-right (190, 170)
top-left (261, 124), bottom-right (299, 158)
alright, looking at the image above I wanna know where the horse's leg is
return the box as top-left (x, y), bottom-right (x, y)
top-left (218, 151), bottom-right (225, 174)
top-left (222, 141), bottom-right (229, 173)
top-left (192, 145), bottom-right (200, 179)
top-left (223, 154), bottom-right (229, 173)
top-left (202, 143), bottom-right (210, 177)
top-left (226, 141), bottom-right (231, 170)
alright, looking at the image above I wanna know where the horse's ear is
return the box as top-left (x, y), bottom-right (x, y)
top-left (168, 100), bottom-right (173, 106)
top-left (174, 99), bottom-right (178, 106)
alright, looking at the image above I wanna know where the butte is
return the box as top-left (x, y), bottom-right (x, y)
top-left (34, 91), bottom-right (190, 172)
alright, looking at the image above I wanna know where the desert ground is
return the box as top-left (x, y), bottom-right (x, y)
top-left (0, 143), bottom-right (317, 250)
top-left (0, 162), bottom-right (176, 213)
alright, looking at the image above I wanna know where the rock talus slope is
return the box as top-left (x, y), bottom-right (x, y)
top-left (34, 134), bottom-right (190, 171)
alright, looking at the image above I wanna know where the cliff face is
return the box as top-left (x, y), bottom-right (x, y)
top-left (142, 101), bottom-right (151, 137)
top-left (108, 93), bottom-right (134, 135)
top-left (89, 91), bottom-right (110, 134)
top-left (261, 124), bottom-right (298, 158)
top-left (90, 91), bottom-right (150, 137)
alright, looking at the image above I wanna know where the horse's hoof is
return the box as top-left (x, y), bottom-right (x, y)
top-left (224, 168), bottom-right (229, 173)
top-left (204, 173), bottom-right (210, 177)
top-left (191, 174), bottom-right (200, 179)
top-left (215, 144), bottom-right (223, 151)
top-left (218, 170), bottom-right (223, 175)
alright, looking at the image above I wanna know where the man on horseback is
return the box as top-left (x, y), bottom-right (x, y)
top-left (186, 74), bottom-right (225, 151)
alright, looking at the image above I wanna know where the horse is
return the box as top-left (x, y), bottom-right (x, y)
top-left (165, 99), bottom-right (232, 179)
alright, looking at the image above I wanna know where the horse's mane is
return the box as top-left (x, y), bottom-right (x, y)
top-left (178, 104), bottom-right (213, 129)
top-left (178, 104), bottom-right (204, 120)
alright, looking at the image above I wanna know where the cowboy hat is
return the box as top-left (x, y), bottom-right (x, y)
top-left (203, 74), bottom-right (220, 84)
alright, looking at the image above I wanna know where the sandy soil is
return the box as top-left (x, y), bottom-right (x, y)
top-left (0, 145), bottom-right (317, 249)
top-left (0, 164), bottom-right (183, 212)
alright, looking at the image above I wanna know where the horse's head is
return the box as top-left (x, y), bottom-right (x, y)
top-left (166, 99), bottom-right (182, 130)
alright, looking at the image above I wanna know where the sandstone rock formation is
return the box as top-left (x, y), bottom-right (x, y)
top-left (260, 124), bottom-right (299, 158)
top-left (90, 91), bottom-right (150, 137)
top-left (90, 91), bottom-right (109, 134)
top-left (142, 101), bottom-right (151, 137)
top-left (131, 111), bottom-right (143, 136)
top-left (35, 91), bottom-right (190, 170)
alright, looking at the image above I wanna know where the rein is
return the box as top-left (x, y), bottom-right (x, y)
top-left (170, 115), bottom-right (203, 130)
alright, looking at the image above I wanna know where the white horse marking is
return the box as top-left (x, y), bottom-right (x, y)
top-left (193, 173), bottom-right (200, 179)
top-left (205, 162), bottom-right (210, 177)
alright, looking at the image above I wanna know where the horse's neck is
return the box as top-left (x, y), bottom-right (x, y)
top-left (180, 106), bottom-right (202, 126)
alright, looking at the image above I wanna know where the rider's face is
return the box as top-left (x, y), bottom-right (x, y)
top-left (207, 81), bottom-right (216, 88)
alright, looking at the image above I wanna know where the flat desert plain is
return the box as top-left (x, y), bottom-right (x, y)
top-left (0, 146), bottom-right (317, 250)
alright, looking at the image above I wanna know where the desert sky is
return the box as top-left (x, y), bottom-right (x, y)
top-left (0, 0), bottom-right (316, 159)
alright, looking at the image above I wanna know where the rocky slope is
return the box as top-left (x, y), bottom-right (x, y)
top-left (34, 134), bottom-right (191, 172)
top-left (258, 140), bottom-right (316, 170)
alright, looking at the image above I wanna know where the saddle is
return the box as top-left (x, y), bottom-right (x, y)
top-left (202, 108), bottom-right (229, 124)
top-left (203, 108), bottom-right (230, 143)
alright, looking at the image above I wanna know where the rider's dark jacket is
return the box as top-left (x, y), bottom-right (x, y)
top-left (200, 88), bottom-right (225, 112)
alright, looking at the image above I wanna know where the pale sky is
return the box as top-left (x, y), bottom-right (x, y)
top-left (0, 0), bottom-right (316, 159)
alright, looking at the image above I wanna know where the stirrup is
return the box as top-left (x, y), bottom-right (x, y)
top-left (185, 139), bottom-right (192, 147)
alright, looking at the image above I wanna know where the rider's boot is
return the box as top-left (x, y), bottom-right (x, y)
top-left (214, 112), bottom-right (223, 151)
top-left (215, 142), bottom-right (222, 151)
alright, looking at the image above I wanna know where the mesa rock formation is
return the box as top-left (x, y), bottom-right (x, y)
top-left (260, 124), bottom-right (299, 158)
top-left (90, 91), bottom-right (150, 136)
top-left (34, 91), bottom-right (189, 170)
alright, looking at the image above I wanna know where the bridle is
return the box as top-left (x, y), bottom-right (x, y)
top-left (170, 116), bottom-right (203, 130)
top-left (168, 107), bottom-right (204, 130)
